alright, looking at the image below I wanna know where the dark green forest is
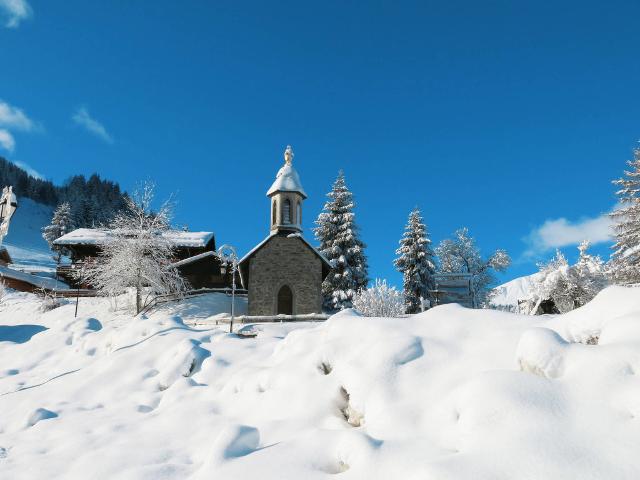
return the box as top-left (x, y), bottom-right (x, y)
top-left (0, 157), bottom-right (126, 227)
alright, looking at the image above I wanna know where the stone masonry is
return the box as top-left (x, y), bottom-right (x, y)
top-left (247, 235), bottom-right (323, 316)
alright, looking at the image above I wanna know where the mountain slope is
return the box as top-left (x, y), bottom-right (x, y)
top-left (490, 272), bottom-right (542, 309)
top-left (3, 197), bottom-right (55, 272)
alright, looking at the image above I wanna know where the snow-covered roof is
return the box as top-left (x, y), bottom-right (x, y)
top-left (266, 164), bottom-right (307, 198)
top-left (54, 228), bottom-right (215, 248)
top-left (171, 251), bottom-right (217, 268)
top-left (239, 232), bottom-right (331, 269)
top-left (0, 265), bottom-right (69, 290)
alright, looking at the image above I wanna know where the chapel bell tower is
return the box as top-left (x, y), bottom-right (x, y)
top-left (266, 145), bottom-right (307, 233)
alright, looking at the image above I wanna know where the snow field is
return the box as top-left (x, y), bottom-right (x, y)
top-left (1, 287), bottom-right (640, 478)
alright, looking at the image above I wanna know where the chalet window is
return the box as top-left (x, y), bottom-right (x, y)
top-left (283, 199), bottom-right (291, 224)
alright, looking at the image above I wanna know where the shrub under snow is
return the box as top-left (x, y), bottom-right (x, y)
top-left (353, 279), bottom-right (405, 317)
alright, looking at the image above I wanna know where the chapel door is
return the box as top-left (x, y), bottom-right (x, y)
top-left (277, 285), bottom-right (293, 315)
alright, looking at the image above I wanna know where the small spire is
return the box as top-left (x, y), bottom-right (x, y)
top-left (284, 145), bottom-right (294, 165)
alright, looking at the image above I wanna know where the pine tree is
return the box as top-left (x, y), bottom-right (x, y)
top-left (610, 148), bottom-right (640, 284)
top-left (394, 208), bottom-right (436, 312)
top-left (42, 202), bottom-right (74, 263)
top-left (314, 170), bottom-right (368, 311)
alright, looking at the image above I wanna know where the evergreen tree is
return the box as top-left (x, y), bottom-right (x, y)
top-left (394, 207), bottom-right (436, 312)
top-left (610, 148), bottom-right (640, 284)
top-left (314, 170), bottom-right (368, 311)
top-left (42, 202), bottom-right (74, 263)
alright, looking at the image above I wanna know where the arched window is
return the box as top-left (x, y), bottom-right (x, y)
top-left (272, 200), bottom-right (277, 226)
top-left (277, 285), bottom-right (293, 315)
top-left (296, 202), bottom-right (301, 225)
top-left (283, 199), bottom-right (291, 224)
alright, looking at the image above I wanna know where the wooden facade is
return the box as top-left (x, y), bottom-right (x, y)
top-left (54, 228), bottom-right (228, 290)
top-left (171, 251), bottom-right (239, 290)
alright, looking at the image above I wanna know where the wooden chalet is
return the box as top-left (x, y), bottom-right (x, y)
top-left (53, 228), bottom-right (234, 290)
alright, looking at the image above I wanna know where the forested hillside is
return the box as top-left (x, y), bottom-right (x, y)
top-left (0, 157), bottom-right (126, 227)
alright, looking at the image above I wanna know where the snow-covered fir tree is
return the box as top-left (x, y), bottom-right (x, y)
top-left (610, 148), bottom-right (640, 284)
top-left (394, 207), bottom-right (436, 313)
top-left (436, 227), bottom-right (511, 308)
top-left (314, 170), bottom-right (368, 310)
top-left (353, 279), bottom-right (405, 317)
top-left (82, 181), bottom-right (186, 314)
top-left (42, 202), bottom-right (74, 263)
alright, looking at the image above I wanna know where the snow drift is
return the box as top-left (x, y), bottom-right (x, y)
top-left (1, 287), bottom-right (640, 479)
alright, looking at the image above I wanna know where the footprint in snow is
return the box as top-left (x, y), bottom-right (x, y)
top-left (26, 408), bottom-right (58, 428)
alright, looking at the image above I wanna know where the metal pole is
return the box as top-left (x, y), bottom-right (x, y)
top-left (230, 259), bottom-right (236, 334)
top-left (75, 286), bottom-right (80, 317)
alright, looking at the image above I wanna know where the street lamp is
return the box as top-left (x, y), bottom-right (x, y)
top-left (216, 244), bottom-right (240, 333)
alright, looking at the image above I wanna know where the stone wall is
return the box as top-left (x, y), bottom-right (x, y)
top-left (247, 235), bottom-right (322, 316)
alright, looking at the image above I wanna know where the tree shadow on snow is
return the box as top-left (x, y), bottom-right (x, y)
top-left (0, 324), bottom-right (48, 344)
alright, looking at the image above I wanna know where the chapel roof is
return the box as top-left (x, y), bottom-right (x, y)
top-left (266, 146), bottom-right (307, 198)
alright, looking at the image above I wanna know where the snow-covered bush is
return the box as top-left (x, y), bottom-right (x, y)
top-left (353, 279), bottom-right (405, 317)
top-left (521, 242), bottom-right (607, 315)
top-left (36, 288), bottom-right (62, 312)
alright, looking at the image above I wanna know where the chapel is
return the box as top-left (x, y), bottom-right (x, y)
top-left (238, 146), bottom-right (331, 316)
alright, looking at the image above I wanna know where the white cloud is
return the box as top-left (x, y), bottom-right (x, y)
top-left (72, 107), bottom-right (113, 144)
top-left (524, 210), bottom-right (614, 257)
top-left (0, 0), bottom-right (32, 28)
top-left (13, 160), bottom-right (43, 179)
top-left (0, 99), bottom-right (35, 131)
top-left (0, 129), bottom-right (15, 152)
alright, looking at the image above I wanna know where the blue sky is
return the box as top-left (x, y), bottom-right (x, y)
top-left (1, 0), bottom-right (639, 286)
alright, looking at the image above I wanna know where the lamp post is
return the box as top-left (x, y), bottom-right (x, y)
top-left (217, 244), bottom-right (239, 334)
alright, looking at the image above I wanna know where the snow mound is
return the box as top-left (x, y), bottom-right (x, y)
top-left (156, 338), bottom-right (210, 390)
top-left (516, 327), bottom-right (568, 378)
top-left (1, 287), bottom-right (640, 478)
